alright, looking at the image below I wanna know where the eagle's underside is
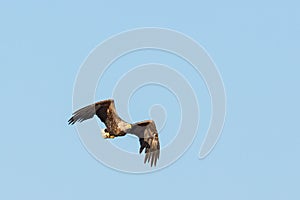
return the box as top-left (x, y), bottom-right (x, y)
top-left (68, 99), bottom-right (160, 167)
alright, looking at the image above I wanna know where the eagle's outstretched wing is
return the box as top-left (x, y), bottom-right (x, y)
top-left (68, 99), bottom-right (117, 127)
top-left (130, 120), bottom-right (160, 166)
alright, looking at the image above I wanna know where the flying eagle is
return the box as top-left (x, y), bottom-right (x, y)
top-left (68, 99), bottom-right (160, 167)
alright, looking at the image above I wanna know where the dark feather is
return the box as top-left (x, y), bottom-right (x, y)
top-left (68, 99), bottom-right (124, 135)
top-left (130, 120), bottom-right (160, 166)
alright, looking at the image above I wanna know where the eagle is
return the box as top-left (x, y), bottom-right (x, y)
top-left (68, 99), bottom-right (160, 167)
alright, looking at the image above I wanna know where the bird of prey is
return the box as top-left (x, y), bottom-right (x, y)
top-left (68, 99), bottom-right (160, 167)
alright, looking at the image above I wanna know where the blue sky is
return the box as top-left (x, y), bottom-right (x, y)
top-left (1, 1), bottom-right (300, 199)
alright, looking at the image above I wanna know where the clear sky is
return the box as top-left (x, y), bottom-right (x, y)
top-left (1, 1), bottom-right (299, 199)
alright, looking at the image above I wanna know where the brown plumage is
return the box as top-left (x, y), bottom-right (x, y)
top-left (68, 99), bottom-right (160, 166)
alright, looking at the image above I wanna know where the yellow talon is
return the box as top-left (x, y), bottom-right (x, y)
top-left (101, 129), bottom-right (115, 139)
top-left (101, 129), bottom-right (110, 139)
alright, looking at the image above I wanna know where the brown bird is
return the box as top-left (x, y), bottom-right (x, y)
top-left (68, 99), bottom-right (160, 167)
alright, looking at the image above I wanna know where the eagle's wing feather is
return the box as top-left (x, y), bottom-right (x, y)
top-left (68, 99), bottom-right (115, 125)
top-left (131, 120), bottom-right (160, 167)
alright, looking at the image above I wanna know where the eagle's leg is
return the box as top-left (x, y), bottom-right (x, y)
top-left (101, 129), bottom-right (115, 139)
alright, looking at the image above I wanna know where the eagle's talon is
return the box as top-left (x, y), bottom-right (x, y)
top-left (101, 129), bottom-right (113, 139)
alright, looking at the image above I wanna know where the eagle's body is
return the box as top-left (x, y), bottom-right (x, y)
top-left (68, 99), bottom-right (160, 166)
